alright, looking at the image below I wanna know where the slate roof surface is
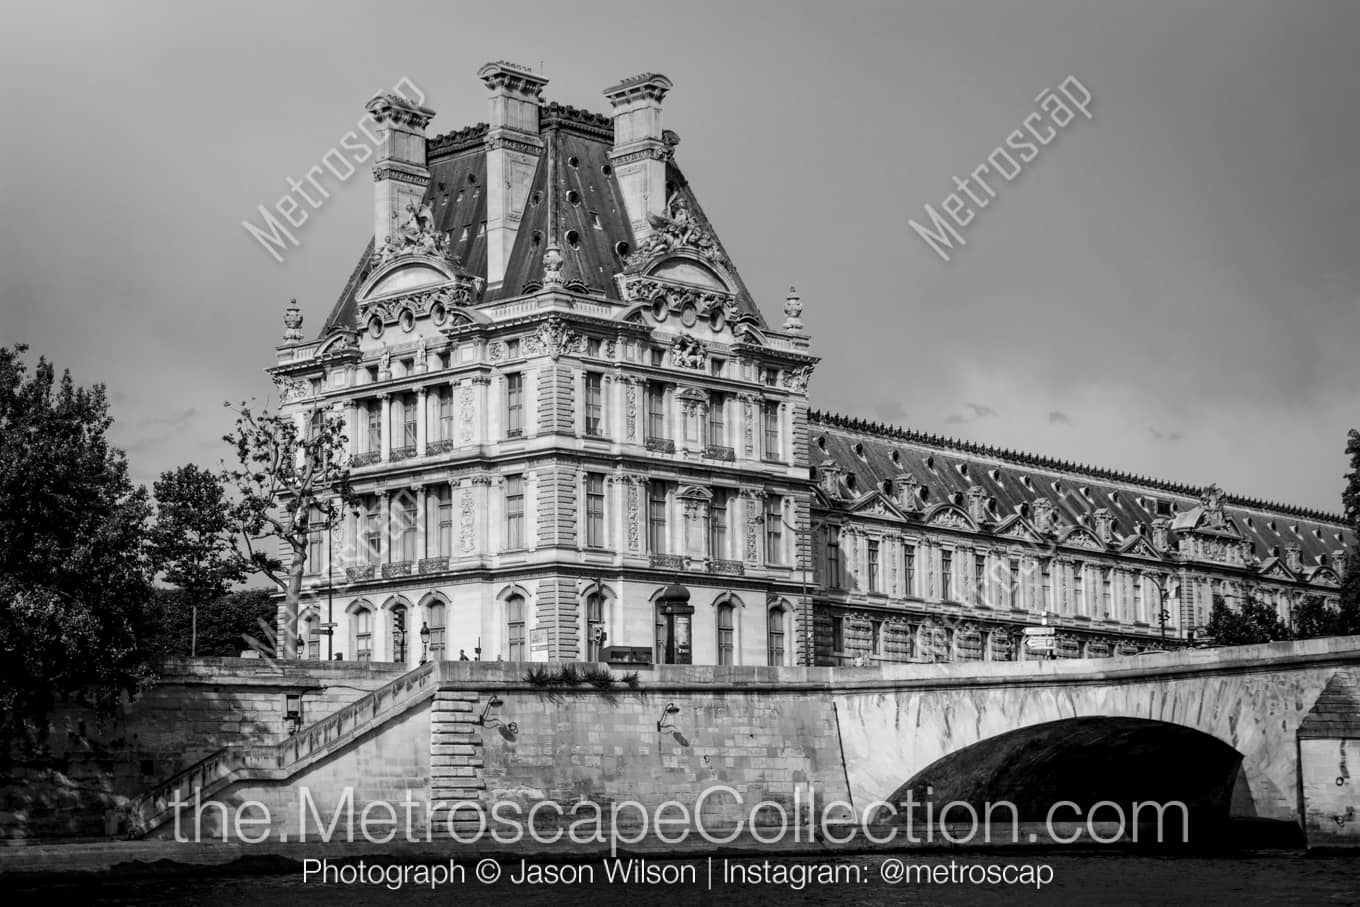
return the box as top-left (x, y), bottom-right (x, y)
top-left (810, 410), bottom-right (1352, 568)
top-left (321, 103), bottom-right (763, 335)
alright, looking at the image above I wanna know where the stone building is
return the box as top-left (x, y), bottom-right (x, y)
top-left (269, 63), bottom-right (1348, 668)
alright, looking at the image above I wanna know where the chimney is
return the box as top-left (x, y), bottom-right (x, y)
top-left (603, 73), bottom-right (674, 240)
top-left (478, 61), bottom-right (549, 289)
top-left (365, 91), bottom-right (437, 252)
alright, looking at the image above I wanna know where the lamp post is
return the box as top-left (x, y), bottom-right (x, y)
top-left (1145, 574), bottom-right (1178, 640)
top-left (783, 515), bottom-right (823, 667)
top-left (419, 621), bottom-right (430, 664)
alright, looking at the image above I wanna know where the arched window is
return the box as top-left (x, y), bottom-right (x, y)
top-left (767, 607), bottom-right (787, 666)
top-left (390, 604), bottom-right (408, 663)
top-left (426, 601), bottom-right (446, 661)
top-left (352, 607), bottom-right (373, 662)
top-left (586, 592), bottom-right (605, 661)
top-left (716, 603), bottom-right (734, 666)
top-left (506, 594), bottom-right (526, 660)
top-left (655, 603), bottom-right (669, 665)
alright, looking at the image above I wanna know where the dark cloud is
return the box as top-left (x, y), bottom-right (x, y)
top-left (944, 402), bottom-right (998, 424)
top-left (1048, 411), bottom-right (1072, 425)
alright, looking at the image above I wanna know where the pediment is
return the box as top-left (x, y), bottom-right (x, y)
top-left (647, 258), bottom-right (728, 291)
top-left (847, 491), bottom-right (907, 522)
top-left (1258, 557), bottom-right (1295, 581)
top-left (1118, 535), bottom-right (1163, 561)
top-left (1309, 567), bottom-right (1341, 587)
top-left (993, 514), bottom-right (1045, 543)
top-left (1058, 526), bottom-right (1106, 551)
top-left (359, 258), bottom-right (458, 301)
top-left (923, 504), bottom-right (978, 533)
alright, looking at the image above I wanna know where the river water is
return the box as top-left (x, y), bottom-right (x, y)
top-left (13, 852), bottom-right (1359, 906)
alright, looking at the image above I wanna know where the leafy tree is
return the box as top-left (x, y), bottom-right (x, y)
top-left (222, 399), bottom-right (351, 660)
top-left (1206, 596), bottom-right (1287, 646)
top-left (1292, 594), bottom-right (1341, 639)
top-left (143, 587), bottom-right (276, 658)
top-left (1339, 429), bottom-right (1360, 636)
top-left (0, 345), bottom-right (155, 747)
top-left (150, 464), bottom-right (246, 653)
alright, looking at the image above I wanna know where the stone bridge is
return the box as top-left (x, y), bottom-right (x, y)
top-left (833, 636), bottom-right (1360, 844)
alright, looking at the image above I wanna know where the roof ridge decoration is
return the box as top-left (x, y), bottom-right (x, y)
top-left (623, 189), bottom-right (731, 274)
top-left (807, 409), bottom-right (1347, 525)
top-left (428, 122), bottom-right (490, 157)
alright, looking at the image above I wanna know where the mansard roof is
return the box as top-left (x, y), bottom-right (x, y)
top-left (320, 103), bottom-right (762, 336)
top-left (810, 410), bottom-right (1352, 570)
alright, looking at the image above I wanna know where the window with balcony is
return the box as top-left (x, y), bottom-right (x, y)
top-left (437, 386), bottom-right (453, 443)
top-left (648, 481), bottom-right (668, 554)
top-left (366, 400), bottom-right (381, 454)
top-left (362, 497), bottom-right (382, 565)
top-left (584, 372), bottom-right (604, 437)
top-left (392, 493), bottom-right (417, 563)
top-left (709, 490), bottom-right (729, 559)
top-left (392, 393), bottom-right (417, 457)
top-left (585, 474), bottom-right (606, 548)
top-left (505, 373), bottom-right (524, 438)
top-left (429, 486), bottom-right (452, 557)
top-left (707, 392), bottom-right (730, 458)
top-left (505, 475), bottom-right (525, 549)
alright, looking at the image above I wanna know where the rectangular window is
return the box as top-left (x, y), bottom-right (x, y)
top-left (828, 534), bottom-right (842, 588)
top-left (505, 373), bottom-right (524, 438)
top-left (904, 542), bottom-right (916, 596)
top-left (401, 395), bottom-right (417, 449)
top-left (506, 338), bottom-right (520, 358)
top-left (941, 550), bottom-right (954, 601)
top-left (710, 490), bottom-right (728, 558)
top-left (506, 595), bottom-right (526, 660)
top-left (1074, 565), bottom-right (1085, 615)
top-left (707, 393), bottom-right (725, 447)
top-left (867, 540), bottom-right (881, 593)
top-left (363, 496), bottom-right (381, 565)
top-left (505, 475), bottom-right (524, 549)
top-left (1009, 558), bottom-right (1022, 609)
top-left (1102, 567), bottom-right (1113, 618)
top-left (434, 486), bottom-right (452, 557)
top-left (716, 605), bottom-right (734, 666)
top-left (710, 358), bottom-right (725, 378)
top-left (585, 474), bottom-right (605, 548)
top-left (648, 482), bottom-right (668, 553)
top-left (762, 402), bottom-right (780, 459)
top-left (646, 383), bottom-right (666, 441)
top-left (392, 494), bottom-right (416, 562)
top-left (1135, 575), bottom-right (1145, 623)
top-left (307, 526), bottom-right (324, 574)
top-left (870, 619), bottom-right (883, 656)
top-left (974, 553), bottom-right (987, 605)
top-left (586, 337), bottom-right (601, 357)
top-left (438, 387), bottom-right (453, 441)
top-left (584, 373), bottom-right (604, 437)
top-left (764, 496), bottom-right (783, 564)
top-left (831, 615), bottom-right (845, 657)
top-left (366, 401), bottom-right (381, 453)
top-left (767, 608), bottom-right (785, 666)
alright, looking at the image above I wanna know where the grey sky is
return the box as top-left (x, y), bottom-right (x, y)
top-left (2, 0), bottom-right (1357, 514)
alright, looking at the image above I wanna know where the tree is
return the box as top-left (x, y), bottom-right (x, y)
top-left (1292, 594), bottom-right (1341, 639)
top-left (1206, 596), bottom-right (1287, 646)
top-left (1339, 429), bottom-right (1360, 636)
top-left (222, 399), bottom-right (351, 660)
top-left (150, 464), bottom-right (246, 653)
top-left (0, 344), bottom-right (155, 746)
top-left (143, 587), bottom-right (277, 658)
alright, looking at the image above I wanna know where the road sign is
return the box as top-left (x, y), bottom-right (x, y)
top-left (1023, 626), bottom-right (1056, 637)
top-left (1026, 636), bottom-right (1056, 652)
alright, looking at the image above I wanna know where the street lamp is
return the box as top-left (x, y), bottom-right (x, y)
top-left (419, 622), bottom-right (431, 664)
top-left (782, 515), bottom-right (824, 666)
top-left (1145, 574), bottom-right (1178, 639)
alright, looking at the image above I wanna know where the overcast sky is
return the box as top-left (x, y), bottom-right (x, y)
top-left (2, 0), bottom-right (1357, 514)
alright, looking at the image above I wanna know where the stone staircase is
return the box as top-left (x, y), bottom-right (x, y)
top-left (123, 661), bottom-right (439, 838)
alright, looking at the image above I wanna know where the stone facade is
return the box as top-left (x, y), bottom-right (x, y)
top-left (269, 63), bottom-right (1349, 672)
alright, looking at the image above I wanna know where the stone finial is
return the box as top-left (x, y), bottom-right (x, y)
top-left (783, 285), bottom-right (804, 333)
top-left (1031, 498), bottom-right (1058, 534)
top-left (282, 299), bottom-right (303, 343)
top-left (1093, 507), bottom-right (1114, 543)
top-left (1285, 544), bottom-right (1302, 573)
top-left (966, 485), bottom-right (991, 525)
top-left (541, 242), bottom-right (564, 288)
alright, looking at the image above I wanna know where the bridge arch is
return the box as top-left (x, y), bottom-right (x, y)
top-left (875, 717), bottom-right (1258, 841)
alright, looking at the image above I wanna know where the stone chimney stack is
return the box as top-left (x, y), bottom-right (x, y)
top-left (366, 91), bottom-right (437, 251)
top-left (478, 61), bottom-right (549, 290)
top-left (603, 73), bottom-right (674, 240)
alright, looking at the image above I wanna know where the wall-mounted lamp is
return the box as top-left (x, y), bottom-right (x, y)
top-left (657, 702), bottom-right (681, 733)
top-left (476, 695), bottom-right (518, 734)
top-left (284, 693), bottom-right (303, 736)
